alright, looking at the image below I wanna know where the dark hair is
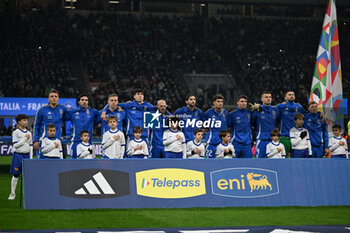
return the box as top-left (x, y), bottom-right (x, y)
top-left (80, 130), bottom-right (90, 137)
top-left (294, 113), bottom-right (304, 121)
top-left (285, 90), bottom-right (294, 96)
top-left (212, 94), bottom-right (224, 102)
top-left (237, 95), bottom-right (248, 102)
top-left (219, 130), bottom-right (230, 139)
top-left (15, 114), bottom-right (28, 123)
top-left (193, 129), bottom-right (203, 135)
top-left (261, 91), bottom-right (271, 97)
top-left (107, 115), bottom-right (118, 122)
top-left (332, 124), bottom-right (342, 130)
top-left (168, 116), bottom-right (180, 129)
top-left (76, 94), bottom-right (89, 106)
top-left (48, 89), bottom-right (59, 96)
top-left (133, 126), bottom-right (143, 134)
top-left (46, 123), bottom-right (56, 130)
top-left (133, 89), bottom-right (143, 96)
top-left (185, 93), bottom-right (196, 101)
top-left (270, 129), bottom-right (280, 137)
top-left (308, 101), bottom-right (318, 107)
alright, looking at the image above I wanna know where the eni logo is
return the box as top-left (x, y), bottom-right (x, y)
top-left (246, 172), bottom-right (272, 192)
top-left (135, 168), bottom-right (206, 199)
top-left (211, 168), bottom-right (279, 198)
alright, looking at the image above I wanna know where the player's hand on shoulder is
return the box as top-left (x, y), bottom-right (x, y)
top-left (113, 135), bottom-right (120, 140)
top-left (34, 142), bottom-right (40, 150)
top-left (54, 142), bottom-right (59, 148)
top-left (100, 111), bottom-right (107, 121)
top-left (25, 134), bottom-right (30, 139)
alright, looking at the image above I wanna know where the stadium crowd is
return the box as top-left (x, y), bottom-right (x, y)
top-left (1, 9), bottom-right (349, 111)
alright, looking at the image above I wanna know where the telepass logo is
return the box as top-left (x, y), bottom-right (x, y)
top-left (210, 168), bottom-right (279, 198)
top-left (136, 168), bottom-right (206, 198)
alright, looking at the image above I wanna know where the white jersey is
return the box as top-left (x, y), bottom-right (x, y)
top-left (102, 130), bottom-right (126, 159)
top-left (127, 139), bottom-right (149, 157)
top-left (290, 127), bottom-right (312, 155)
top-left (41, 137), bottom-right (63, 158)
top-left (163, 129), bottom-right (186, 157)
top-left (329, 136), bottom-right (348, 157)
top-left (186, 140), bottom-right (205, 158)
top-left (12, 128), bottom-right (32, 157)
top-left (77, 142), bottom-right (95, 159)
top-left (216, 142), bottom-right (235, 158)
top-left (266, 141), bottom-right (286, 158)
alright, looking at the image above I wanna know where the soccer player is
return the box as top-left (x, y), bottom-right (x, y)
top-left (33, 89), bottom-right (68, 158)
top-left (227, 95), bottom-right (252, 158)
top-left (40, 124), bottom-right (63, 159)
top-left (304, 101), bottom-right (329, 158)
top-left (203, 94), bottom-right (228, 158)
top-left (173, 94), bottom-right (203, 142)
top-left (8, 114), bottom-right (32, 200)
top-left (266, 129), bottom-right (286, 159)
top-left (149, 100), bottom-right (170, 158)
top-left (277, 90), bottom-right (307, 156)
top-left (126, 126), bottom-right (149, 159)
top-left (100, 94), bottom-right (126, 135)
top-left (215, 130), bottom-right (235, 159)
top-left (102, 116), bottom-right (126, 159)
top-left (329, 124), bottom-right (348, 159)
top-left (186, 129), bottom-right (205, 159)
top-left (104, 89), bottom-right (156, 142)
top-left (252, 91), bottom-right (280, 158)
top-left (66, 94), bottom-right (100, 159)
top-left (163, 116), bottom-right (186, 159)
top-left (290, 113), bottom-right (312, 158)
top-left (77, 130), bottom-right (95, 159)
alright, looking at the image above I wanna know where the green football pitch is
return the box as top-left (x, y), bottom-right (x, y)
top-left (0, 156), bottom-right (349, 230)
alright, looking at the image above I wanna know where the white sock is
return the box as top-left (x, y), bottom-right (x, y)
top-left (11, 176), bottom-right (18, 194)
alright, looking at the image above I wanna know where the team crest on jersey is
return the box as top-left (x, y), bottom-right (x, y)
top-left (59, 109), bottom-right (63, 115)
top-left (247, 114), bottom-right (251, 119)
top-left (195, 112), bottom-right (198, 117)
top-left (144, 106), bottom-right (148, 111)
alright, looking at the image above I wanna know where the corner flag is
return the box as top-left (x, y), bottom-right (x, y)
top-left (310, 0), bottom-right (344, 128)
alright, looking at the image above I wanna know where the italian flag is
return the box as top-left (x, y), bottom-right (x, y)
top-left (142, 178), bottom-right (150, 188)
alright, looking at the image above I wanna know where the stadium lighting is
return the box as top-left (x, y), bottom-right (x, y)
top-left (110, 1), bottom-right (120, 3)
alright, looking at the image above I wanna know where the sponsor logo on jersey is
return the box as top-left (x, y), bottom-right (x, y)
top-left (211, 168), bottom-right (279, 198)
top-left (59, 169), bottom-right (130, 199)
top-left (136, 168), bottom-right (206, 199)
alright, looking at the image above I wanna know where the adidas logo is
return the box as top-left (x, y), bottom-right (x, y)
top-left (75, 172), bottom-right (115, 195)
top-left (59, 169), bottom-right (130, 199)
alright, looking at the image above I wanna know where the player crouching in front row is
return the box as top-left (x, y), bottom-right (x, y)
top-left (40, 124), bottom-right (63, 159)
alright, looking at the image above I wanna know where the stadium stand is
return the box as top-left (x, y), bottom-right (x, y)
top-left (0, 3), bottom-right (349, 114)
